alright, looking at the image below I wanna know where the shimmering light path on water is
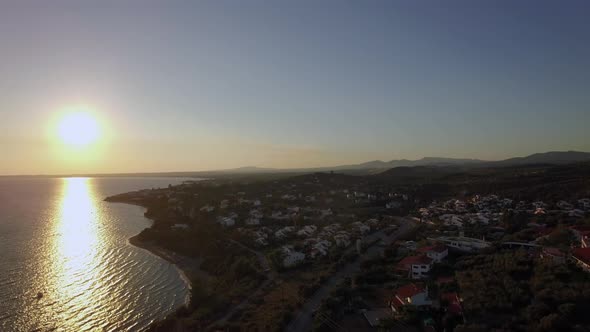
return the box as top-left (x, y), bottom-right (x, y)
top-left (0, 177), bottom-right (191, 331)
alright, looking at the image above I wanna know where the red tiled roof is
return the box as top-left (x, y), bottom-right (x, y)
top-left (397, 255), bottom-right (433, 270)
top-left (573, 247), bottom-right (590, 265)
top-left (396, 283), bottom-right (426, 299)
top-left (441, 292), bottom-right (462, 315)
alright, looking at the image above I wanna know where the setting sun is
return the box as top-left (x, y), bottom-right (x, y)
top-left (57, 111), bottom-right (101, 147)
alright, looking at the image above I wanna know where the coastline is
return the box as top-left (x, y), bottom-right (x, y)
top-left (109, 199), bottom-right (209, 330)
top-left (128, 234), bottom-right (193, 294)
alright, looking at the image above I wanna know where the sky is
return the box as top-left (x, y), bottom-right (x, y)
top-left (1, 0), bottom-right (589, 175)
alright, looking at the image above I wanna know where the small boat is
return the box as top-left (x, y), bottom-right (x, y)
top-left (36, 292), bottom-right (43, 300)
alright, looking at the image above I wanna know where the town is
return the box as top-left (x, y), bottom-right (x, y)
top-left (106, 163), bottom-right (590, 332)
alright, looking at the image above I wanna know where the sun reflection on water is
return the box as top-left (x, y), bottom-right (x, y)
top-left (50, 177), bottom-right (106, 329)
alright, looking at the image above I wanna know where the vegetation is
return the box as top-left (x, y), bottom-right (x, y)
top-left (455, 251), bottom-right (590, 331)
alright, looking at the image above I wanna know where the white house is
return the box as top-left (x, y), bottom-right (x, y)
top-left (245, 218), bottom-right (260, 226)
top-left (281, 246), bottom-right (305, 267)
top-left (275, 226), bottom-right (295, 239)
top-left (430, 236), bottom-right (490, 252)
top-left (418, 245), bottom-right (448, 263)
top-left (351, 221), bottom-right (370, 234)
top-left (217, 216), bottom-right (235, 227)
top-left (297, 225), bottom-right (317, 237)
top-left (200, 205), bottom-right (215, 212)
top-left (557, 200), bottom-right (573, 210)
top-left (440, 214), bottom-right (464, 227)
top-left (333, 233), bottom-right (351, 247)
top-left (396, 255), bottom-right (433, 279)
top-left (250, 209), bottom-right (264, 219)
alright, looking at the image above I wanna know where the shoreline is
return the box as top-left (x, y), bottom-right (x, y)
top-left (109, 199), bottom-right (208, 330)
top-left (128, 234), bottom-right (193, 294)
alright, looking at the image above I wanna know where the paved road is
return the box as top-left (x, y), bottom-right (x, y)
top-left (285, 217), bottom-right (417, 332)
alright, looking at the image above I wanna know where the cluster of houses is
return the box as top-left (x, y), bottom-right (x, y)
top-left (383, 195), bottom-right (590, 324)
top-left (418, 195), bottom-right (590, 228)
top-left (237, 220), bottom-right (379, 267)
top-left (381, 240), bottom-right (465, 325)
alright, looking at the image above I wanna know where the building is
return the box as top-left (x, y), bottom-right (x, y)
top-left (417, 244), bottom-right (448, 263)
top-left (216, 216), bottom-right (235, 227)
top-left (390, 283), bottom-right (432, 313)
top-left (281, 246), bottom-right (305, 267)
top-left (396, 255), bottom-right (433, 279)
top-left (430, 236), bottom-right (490, 252)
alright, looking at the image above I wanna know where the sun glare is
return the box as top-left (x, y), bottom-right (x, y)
top-left (57, 111), bottom-right (101, 147)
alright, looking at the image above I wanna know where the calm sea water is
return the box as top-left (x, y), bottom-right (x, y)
top-left (0, 177), bottom-right (191, 332)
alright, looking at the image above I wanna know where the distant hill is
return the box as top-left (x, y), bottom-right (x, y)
top-left (218, 151), bottom-right (590, 175)
top-left (490, 151), bottom-right (590, 166)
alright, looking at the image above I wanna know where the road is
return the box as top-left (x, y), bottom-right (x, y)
top-left (285, 217), bottom-right (417, 332)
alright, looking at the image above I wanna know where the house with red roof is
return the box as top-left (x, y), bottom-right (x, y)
top-left (390, 283), bottom-right (432, 313)
top-left (572, 247), bottom-right (590, 272)
top-left (417, 244), bottom-right (448, 263)
top-left (396, 255), bottom-right (434, 279)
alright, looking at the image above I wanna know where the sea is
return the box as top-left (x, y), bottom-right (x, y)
top-left (0, 177), bottom-right (192, 332)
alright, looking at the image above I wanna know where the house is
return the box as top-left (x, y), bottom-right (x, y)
top-left (200, 205), bottom-right (215, 212)
top-left (219, 200), bottom-right (229, 209)
top-left (333, 233), bottom-right (351, 247)
top-left (351, 221), bottom-right (370, 234)
top-left (572, 247), bottom-right (590, 272)
top-left (396, 255), bottom-right (433, 279)
top-left (275, 226), bottom-right (295, 239)
top-left (297, 225), bottom-right (317, 237)
top-left (250, 209), bottom-right (264, 219)
top-left (245, 218), bottom-right (261, 226)
top-left (308, 239), bottom-right (331, 258)
top-left (430, 236), bottom-right (490, 252)
top-left (569, 209), bottom-right (585, 218)
top-left (417, 244), bottom-right (448, 263)
top-left (390, 283), bottom-right (432, 313)
top-left (216, 216), bottom-right (235, 227)
top-left (281, 246), bottom-right (305, 267)
top-left (557, 200), bottom-right (573, 210)
top-left (578, 198), bottom-right (590, 210)
top-left (440, 214), bottom-right (464, 227)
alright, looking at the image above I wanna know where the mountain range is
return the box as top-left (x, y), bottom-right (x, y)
top-left (224, 151), bottom-right (590, 174)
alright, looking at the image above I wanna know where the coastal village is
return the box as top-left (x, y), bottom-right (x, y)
top-left (107, 169), bottom-right (590, 332)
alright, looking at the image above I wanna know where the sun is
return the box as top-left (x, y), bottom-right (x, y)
top-left (57, 111), bottom-right (101, 147)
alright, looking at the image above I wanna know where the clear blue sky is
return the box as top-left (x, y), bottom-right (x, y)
top-left (1, 0), bottom-right (589, 174)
